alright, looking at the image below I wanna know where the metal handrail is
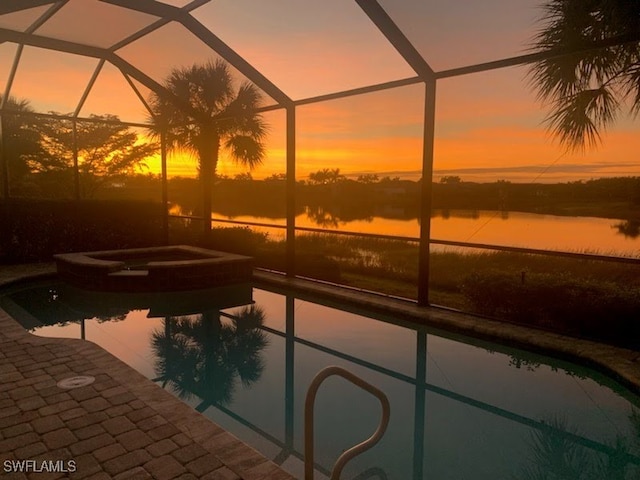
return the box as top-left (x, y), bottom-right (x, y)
top-left (304, 366), bottom-right (390, 480)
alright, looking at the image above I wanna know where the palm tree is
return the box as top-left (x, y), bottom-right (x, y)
top-left (148, 60), bottom-right (267, 233)
top-left (529, 0), bottom-right (640, 150)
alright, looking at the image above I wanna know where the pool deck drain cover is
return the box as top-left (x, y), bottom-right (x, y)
top-left (57, 375), bottom-right (95, 389)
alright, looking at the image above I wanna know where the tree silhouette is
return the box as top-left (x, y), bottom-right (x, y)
top-left (440, 175), bottom-right (462, 184)
top-left (309, 168), bottom-right (344, 185)
top-left (0, 96), bottom-right (47, 192)
top-left (37, 114), bottom-right (157, 198)
top-left (529, 0), bottom-right (640, 150)
top-left (148, 60), bottom-right (267, 231)
top-left (614, 219), bottom-right (640, 238)
top-left (356, 173), bottom-right (380, 184)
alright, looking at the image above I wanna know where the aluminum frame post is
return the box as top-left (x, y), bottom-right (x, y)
top-left (72, 119), bottom-right (80, 200)
top-left (0, 115), bottom-right (7, 199)
top-left (286, 105), bottom-right (296, 276)
top-left (413, 330), bottom-right (427, 479)
top-left (161, 129), bottom-right (169, 244)
top-left (417, 79), bottom-right (436, 306)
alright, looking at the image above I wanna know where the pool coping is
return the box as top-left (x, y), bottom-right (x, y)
top-left (0, 263), bottom-right (295, 480)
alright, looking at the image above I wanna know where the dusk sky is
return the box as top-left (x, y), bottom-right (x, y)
top-left (0, 0), bottom-right (638, 182)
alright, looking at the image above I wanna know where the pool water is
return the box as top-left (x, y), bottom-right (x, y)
top-left (2, 280), bottom-right (639, 480)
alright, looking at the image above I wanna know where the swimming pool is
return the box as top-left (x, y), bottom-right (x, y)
top-left (2, 279), bottom-right (639, 480)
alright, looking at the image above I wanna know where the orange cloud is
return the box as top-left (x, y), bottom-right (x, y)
top-left (434, 125), bottom-right (640, 178)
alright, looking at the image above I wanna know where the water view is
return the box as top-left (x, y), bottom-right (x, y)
top-left (210, 209), bottom-right (640, 257)
top-left (3, 281), bottom-right (639, 480)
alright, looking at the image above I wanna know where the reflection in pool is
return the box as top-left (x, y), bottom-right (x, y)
top-left (2, 280), bottom-right (639, 479)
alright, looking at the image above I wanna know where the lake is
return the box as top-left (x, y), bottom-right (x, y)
top-left (208, 209), bottom-right (640, 258)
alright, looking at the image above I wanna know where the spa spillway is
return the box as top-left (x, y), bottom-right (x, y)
top-left (54, 245), bottom-right (253, 292)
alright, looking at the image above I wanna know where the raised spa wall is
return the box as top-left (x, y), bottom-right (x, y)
top-left (54, 245), bottom-right (253, 292)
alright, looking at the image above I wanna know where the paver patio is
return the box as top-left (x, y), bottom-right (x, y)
top-left (0, 264), bottom-right (294, 480)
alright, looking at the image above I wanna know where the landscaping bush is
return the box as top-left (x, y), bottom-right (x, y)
top-left (295, 233), bottom-right (417, 282)
top-left (254, 242), bottom-right (342, 283)
top-left (293, 253), bottom-right (342, 282)
top-left (462, 271), bottom-right (640, 348)
top-left (205, 227), bottom-right (269, 256)
top-left (0, 199), bottom-right (164, 263)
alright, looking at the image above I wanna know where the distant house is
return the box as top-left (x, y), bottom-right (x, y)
top-left (377, 204), bottom-right (407, 216)
top-left (376, 183), bottom-right (407, 198)
top-left (377, 185), bottom-right (407, 197)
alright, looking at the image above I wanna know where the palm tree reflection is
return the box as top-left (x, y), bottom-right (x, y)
top-left (515, 414), bottom-right (640, 480)
top-left (614, 220), bottom-right (640, 239)
top-left (151, 305), bottom-right (268, 410)
top-left (305, 205), bottom-right (341, 228)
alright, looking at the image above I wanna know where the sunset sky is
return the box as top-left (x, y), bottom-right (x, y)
top-left (0, 0), bottom-right (638, 183)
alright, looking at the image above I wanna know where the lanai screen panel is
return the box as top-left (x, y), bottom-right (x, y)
top-left (115, 20), bottom-right (277, 105)
top-left (78, 62), bottom-right (153, 125)
top-left (9, 47), bottom-right (99, 114)
top-left (0, 43), bottom-right (19, 97)
top-left (297, 85), bottom-right (425, 189)
top-left (33, 0), bottom-right (160, 49)
top-left (157, 0), bottom-right (193, 7)
top-left (378, 0), bottom-right (540, 71)
top-left (192, 0), bottom-right (416, 100)
top-left (0, 5), bottom-right (51, 32)
top-left (115, 21), bottom-right (227, 85)
top-left (433, 63), bottom-right (640, 185)
top-left (434, 66), bottom-right (548, 184)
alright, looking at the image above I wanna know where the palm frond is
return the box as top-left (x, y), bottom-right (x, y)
top-left (547, 86), bottom-right (618, 150)
top-left (224, 135), bottom-right (265, 168)
top-left (623, 60), bottom-right (640, 115)
top-left (232, 305), bottom-right (266, 332)
top-left (528, 0), bottom-right (640, 150)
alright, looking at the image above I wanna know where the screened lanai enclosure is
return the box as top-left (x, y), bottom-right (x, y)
top-left (1, 0), bottom-right (640, 344)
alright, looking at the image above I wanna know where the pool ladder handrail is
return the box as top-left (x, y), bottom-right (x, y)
top-left (304, 366), bottom-right (391, 480)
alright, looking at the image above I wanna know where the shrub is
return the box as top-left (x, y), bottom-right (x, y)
top-left (0, 199), bottom-right (164, 263)
top-left (254, 243), bottom-right (342, 283)
top-left (205, 227), bottom-right (268, 256)
top-left (462, 271), bottom-right (640, 348)
top-left (294, 253), bottom-right (341, 282)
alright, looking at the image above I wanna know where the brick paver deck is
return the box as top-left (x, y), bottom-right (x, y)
top-left (0, 264), bottom-right (295, 480)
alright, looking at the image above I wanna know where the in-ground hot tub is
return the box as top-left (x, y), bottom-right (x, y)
top-left (54, 245), bottom-right (253, 292)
